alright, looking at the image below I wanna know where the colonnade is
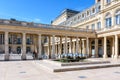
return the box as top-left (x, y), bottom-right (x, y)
top-left (3, 31), bottom-right (120, 60)
top-left (4, 32), bottom-right (42, 60)
top-left (103, 35), bottom-right (119, 59)
top-left (45, 35), bottom-right (99, 59)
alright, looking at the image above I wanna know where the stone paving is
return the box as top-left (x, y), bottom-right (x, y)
top-left (0, 59), bottom-right (120, 80)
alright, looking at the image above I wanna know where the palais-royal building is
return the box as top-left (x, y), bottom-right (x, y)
top-left (0, 0), bottom-right (120, 60)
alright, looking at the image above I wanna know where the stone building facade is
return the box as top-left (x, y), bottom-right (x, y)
top-left (0, 0), bottom-right (120, 60)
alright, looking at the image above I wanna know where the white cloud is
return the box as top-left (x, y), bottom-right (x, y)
top-left (34, 18), bottom-right (41, 22)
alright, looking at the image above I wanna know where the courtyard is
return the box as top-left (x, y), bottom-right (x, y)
top-left (0, 59), bottom-right (120, 80)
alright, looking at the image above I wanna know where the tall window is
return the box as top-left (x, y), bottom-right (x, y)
top-left (116, 10), bottom-right (120, 25)
top-left (97, 22), bottom-right (101, 30)
top-left (17, 38), bottom-right (22, 44)
top-left (105, 13), bottom-right (112, 28)
top-left (86, 26), bottom-right (89, 30)
top-left (91, 24), bottom-right (95, 31)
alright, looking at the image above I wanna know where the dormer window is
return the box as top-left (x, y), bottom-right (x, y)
top-left (87, 11), bottom-right (90, 16)
top-left (82, 14), bottom-right (85, 18)
top-left (92, 8), bottom-right (95, 13)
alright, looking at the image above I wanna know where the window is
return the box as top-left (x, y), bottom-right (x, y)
top-left (82, 14), bottom-right (85, 18)
top-left (87, 11), bottom-right (90, 16)
top-left (115, 10), bottom-right (120, 25)
top-left (105, 13), bottom-right (112, 28)
top-left (91, 24), bottom-right (95, 31)
top-left (106, 0), bottom-right (111, 4)
top-left (92, 8), bottom-right (95, 13)
top-left (26, 37), bottom-right (31, 44)
top-left (97, 0), bottom-right (101, 2)
top-left (97, 22), bottom-right (101, 30)
top-left (86, 26), bottom-right (89, 30)
top-left (17, 38), bottom-right (22, 44)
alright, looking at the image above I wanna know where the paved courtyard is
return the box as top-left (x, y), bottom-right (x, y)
top-left (0, 60), bottom-right (120, 80)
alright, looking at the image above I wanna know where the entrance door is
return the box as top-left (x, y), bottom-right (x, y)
top-left (91, 46), bottom-right (95, 57)
top-left (26, 47), bottom-right (31, 53)
top-left (17, 47), bottom-right (21, 54)
top-left (98, 46), bottom-right (103, 57)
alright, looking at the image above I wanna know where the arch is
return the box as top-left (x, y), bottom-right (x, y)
top-left (105, 12), bottom-right (111, 18)
top-left (115, 9), bottom-right (120, 15)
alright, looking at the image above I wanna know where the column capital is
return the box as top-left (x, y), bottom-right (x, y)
top-left (5, 31), bottom-right (9, 34)
top-left (38, 34), bottom-right (42, 36)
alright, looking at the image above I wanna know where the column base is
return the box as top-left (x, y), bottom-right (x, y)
top-left (51, 54), bottom-right (56, 59)
top-left (21, 54), bottom-right (26, 60)
top-left (103, 54), bottom-right (108, 58)
top-left (114, 55), bottom-right (118, 59)
top-left (38, 54), bottom-right (42, 60)
top-left (5, 54), bottom-right (9, 61)
top-left (111, 55), bottom-right (114, 58)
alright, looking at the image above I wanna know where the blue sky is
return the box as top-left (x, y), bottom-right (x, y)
top-left (0, 0), bottom-right (95, 24)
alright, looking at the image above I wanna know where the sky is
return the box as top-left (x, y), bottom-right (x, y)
top-left (0, 0), bottom-right (95, 24)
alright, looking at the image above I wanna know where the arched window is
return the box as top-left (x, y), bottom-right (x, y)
top-left (115, 9), bottom-right (120, 25)
top-left (105, 13), bottom-right (112, 28)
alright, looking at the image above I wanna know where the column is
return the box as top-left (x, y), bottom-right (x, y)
top-left (48, 36), bottom-right (51, 59)
top-left (86, 37), bottom-right (89, 57)
top-left (51, 35), bottom-right (55, 59)
top-left (73, 41), bottom-right (75, 53)
top-left (101, 0), bottom-right (104, 10)
top-left (65, 36), bottom-right (68, 54)
top-left (21, 33), bottom-right (26, 60)
top-left (112, 36), bottom-right (115, 58)
top-left (60, 36), bottom-right (62, 54)
top-left (76, 37), bottom-right (79, 53)
top-left (38, 34), bottom-right (42, 59)
top-left (103, 36), bottom-right (107, 58)
top-left (95, 38), bottom-right (98, 57)
top-left (112, 12), bottom-right (115, 27)
top-left (82, 40), bottom-right (85, 54)
top-left (69, 37), bottom-right (72, 53)
top-left (114, 35), bottom-right (118, 59)
top-left (4, 32), bottom-right (9, 60)
top-left (80, 38), bottom-right (82, 55)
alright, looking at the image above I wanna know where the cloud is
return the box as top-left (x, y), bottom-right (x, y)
top-left (34, 18), bottom-right (41, 22)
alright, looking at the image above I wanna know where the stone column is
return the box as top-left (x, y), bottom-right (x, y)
top-left (86, 37), bottom-right (89, 57)
top-left (103, 36), bottom-right (107, 58)
top-left (48, 36), bottom-right (51, 59)
top-left (73, 41), bottom-right (75, 53)
top-left (51, 35), bottom-right (55, 59)
top-left (60, 36), bottom-right (62, 54)
top-left (38, 34), bottom-right (42, 59)
top-left (114, 35), bottom-right (118, 59)
top-left (69, 37), bottom-right (72, 53)
top-left (21, 33), bottom-right (26, 60)
top-left (112, 12), bottom-right (115, 27)
top-left (4, 32), bottom-right (9, 61)
top-left (112, 36), bottom-right (115, 58)
top-left (65, 36), bottom-right (68, 54)
top-left (95, 38), bottom-right (98, 57)
top-left (80, 38), bottom-right (82, 54)
top-left (76, 37), bottom-right (79, 53)
top-left (82, 40), bottom-right (85, 54)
